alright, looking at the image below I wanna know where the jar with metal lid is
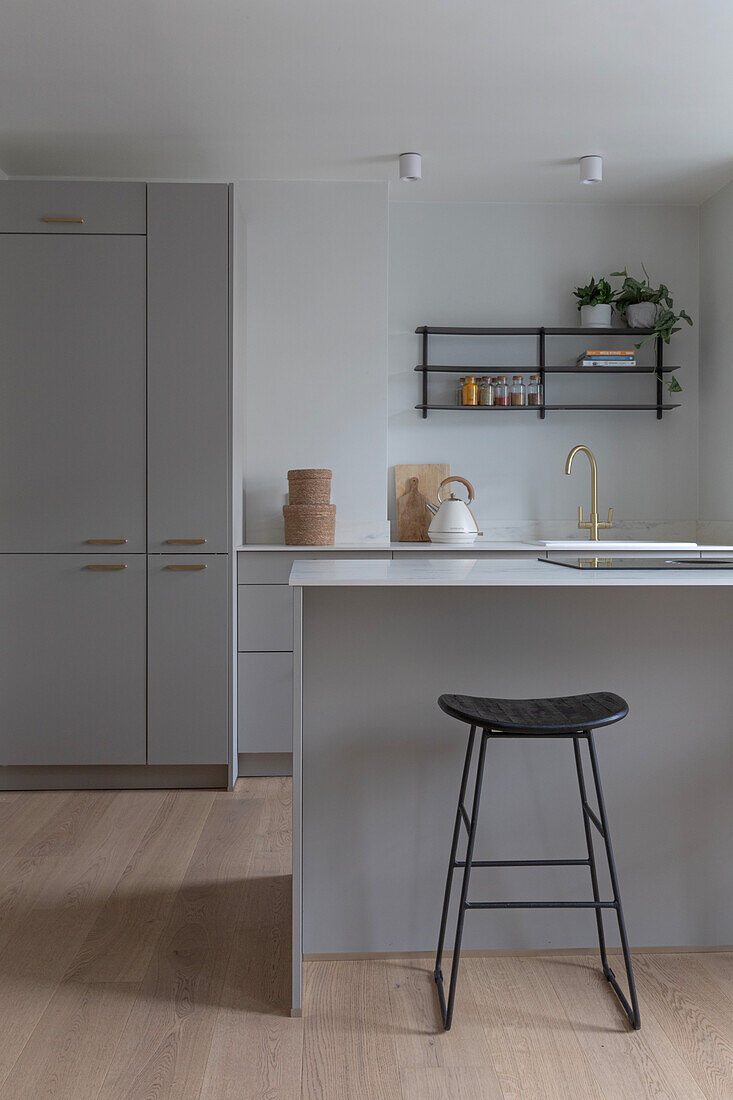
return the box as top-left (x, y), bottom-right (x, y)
top-left (493, 375), bottom-right (509, 406)
top-left (462, 375), bottom-right (478, 406)
top-left (510, 375), bottom-right (526, 406)
top-left (478, 376), bottom-right (493, 405)
top-left (528, 374), bottom-right (543, 407)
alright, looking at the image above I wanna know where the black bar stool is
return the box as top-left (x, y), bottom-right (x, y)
top-left (434, 691), bottom-right (640, 1032)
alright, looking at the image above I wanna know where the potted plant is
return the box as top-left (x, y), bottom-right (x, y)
top-left (611, 266), bottom-right (692, 394)
top-left (573, 276), bottom-right (614, 327)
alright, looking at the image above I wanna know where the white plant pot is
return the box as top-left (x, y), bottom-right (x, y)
top-left (580, 303), bottom-right (612, 328)
top-left (626, 302), bottom-right (659, 329)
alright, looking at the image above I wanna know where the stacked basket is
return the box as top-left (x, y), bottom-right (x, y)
top-left (283, 469), bottom-right (336, 545)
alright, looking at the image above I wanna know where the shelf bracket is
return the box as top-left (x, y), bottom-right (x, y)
top-left (539, 328), bottom-right (546, 420)
top-left (421, 330), bottom-right (428, 418)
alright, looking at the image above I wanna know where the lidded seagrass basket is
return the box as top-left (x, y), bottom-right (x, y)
top-left (283, 469), bottom-right (335, 544)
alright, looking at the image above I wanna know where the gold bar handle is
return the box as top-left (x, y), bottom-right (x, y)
top-left (165, 538), bottom-right (207, 545)
top-left (84, 563), bottom-right (127, 571)
top-left (85, 538), bottom-right (128, 545)
top-left (42, 216), bottom-right (84, 224)
top-left (165, 563), bottom-right (207, 571)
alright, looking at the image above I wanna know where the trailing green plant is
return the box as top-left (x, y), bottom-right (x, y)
top-left (572, 276), bottom-right (614, 310)
top-left (610, 264), bottom-right (692, 393)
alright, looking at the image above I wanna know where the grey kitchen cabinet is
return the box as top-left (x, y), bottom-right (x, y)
top-left (147, 184), bottom-right (230, 553)
top-left (0, 555), bottom-right (147, 765)
top-left (0, 181), bottom-right (146, 234)
top-left (0, 234), bottom-right (147, 552)
top-left (238, 652), bottom-right (293, 754)
top-left (147, 555), bottom-right (230, 765)
top-left (238, 585), bottom-right (294, 651)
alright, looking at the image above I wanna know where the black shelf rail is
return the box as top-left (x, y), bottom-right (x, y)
top-left (415, 325), bottom-right (680, 420)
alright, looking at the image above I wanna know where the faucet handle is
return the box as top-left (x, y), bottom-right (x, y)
top-left (599, 506), bottom-right (614, 530)
top-left (577, 505), bottom-right (591, 530)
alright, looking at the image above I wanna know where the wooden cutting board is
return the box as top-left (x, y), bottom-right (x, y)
top-left (394, 463), bottom-right (450, 542)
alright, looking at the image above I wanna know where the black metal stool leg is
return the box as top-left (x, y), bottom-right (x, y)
top-left (435, 725), bottom-right (476, 981)
top-left (435, 728), bottom-right (489, 1030)
top-left (586, 731), bottom-right (641, 1030)
top-left (573, 736), bottom-right (609, 973)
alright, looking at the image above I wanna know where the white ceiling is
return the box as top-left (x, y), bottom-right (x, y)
top-left (2, 0), bottom-right (732, 203)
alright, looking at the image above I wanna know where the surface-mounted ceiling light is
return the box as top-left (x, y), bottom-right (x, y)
top-left (579, 155), bottom-right (603, 184)
top-left (399, 152), bottom-right (422, 181)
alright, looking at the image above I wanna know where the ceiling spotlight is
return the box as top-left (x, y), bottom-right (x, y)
top-left (399, 152), bottom-right (422, 181)
top-left (579, 155), bottom-right (603, 184)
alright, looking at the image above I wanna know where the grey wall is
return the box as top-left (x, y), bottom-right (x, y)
top-left (302, 586), bottom-right (733, 954)
top-left (699, 179), bottom-right (733, 542)
top-left (235, 181), bottom-right (389, 544)
top-left (389, 202), bottom-right (700, 539)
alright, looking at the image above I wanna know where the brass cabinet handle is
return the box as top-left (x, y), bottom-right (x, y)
top-left (85, 538), bottom-right (128, 545)
top-left (165, 563), bottom-right (207, 571)
top-left (84, 563), bottom-right (127, 571)
top-left (165, 538), bottom-right (207, 545)
top-left (42, 216), bottom-right (84, 224)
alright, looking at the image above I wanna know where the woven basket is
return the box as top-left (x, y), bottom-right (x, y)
top-left (283, 503), bottom-right (336, 545)
top-left (287, 468), bottom-right (332, 505)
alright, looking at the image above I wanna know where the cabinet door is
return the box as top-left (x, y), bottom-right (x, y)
top-left (147, 184), bottom-right (230, 553)
top-left (0, 235), bottom-right (146, 552)
top-left (147, 555), bottom-right (230, 765)
top-left (0, 555), bottom-right (146, 765)
top-left (237, 652), bottom-right (293, 753)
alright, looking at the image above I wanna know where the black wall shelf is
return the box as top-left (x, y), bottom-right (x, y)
top-left (415, 325), bottom-right (681, 420)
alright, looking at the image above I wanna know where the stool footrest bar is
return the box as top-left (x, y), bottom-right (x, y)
top-left (454, 858), bottom-right (590, 868)
top-left (465, 900), bottom-right (617, 909)
top-left (582, 801), bottom-right (606, 837)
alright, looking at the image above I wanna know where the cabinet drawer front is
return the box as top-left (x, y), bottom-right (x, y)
top-left (147, 555), bottom-right (230, 766)
top-left (237, 550), bottom-right (391, 584)
top-left (0, 555), bottom-right (146, 765)
top-left (237, 653), bottom-right (293, 754)
top-left (238, 585), bottom-right (293, 651)
top-left (0, 181), bottom-right (146, 233)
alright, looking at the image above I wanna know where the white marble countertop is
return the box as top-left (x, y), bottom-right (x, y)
top-left (289, 557), bottom-right (733, 587)
top-left (238, 540), bottom-right (733, 553)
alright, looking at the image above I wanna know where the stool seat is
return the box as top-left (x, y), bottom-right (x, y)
top-left (438, 691), bottom-right (628, 734)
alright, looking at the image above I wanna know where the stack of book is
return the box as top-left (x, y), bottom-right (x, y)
top-left (577, 349), bottom-right (636, 368)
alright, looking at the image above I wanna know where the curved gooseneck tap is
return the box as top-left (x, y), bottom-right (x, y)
top-left (565, 444), bottom-right (613, 541)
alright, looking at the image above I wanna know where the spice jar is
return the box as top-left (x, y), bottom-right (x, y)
top-left (456, 376), bottom-right (465, 405)
top-left (528, 374), bottom-right (543, 407)
top-left (510, 375), bottom-right (526, 406)
top-left (462, 375), bottom-right (478, 406)
top-left (493, 375), bottom-right (509, 406)
top-left (478, 376), bottom-right (493, 406)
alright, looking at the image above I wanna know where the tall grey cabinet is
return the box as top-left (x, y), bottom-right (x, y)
top-left (0, 181), bottom-right (232, 785)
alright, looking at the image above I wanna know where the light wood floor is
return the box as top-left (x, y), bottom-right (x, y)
top-left (0, 779), bottom-right (730, 1099)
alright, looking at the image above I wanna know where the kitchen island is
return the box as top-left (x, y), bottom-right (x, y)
top-left (288, 557), bottom-right (733, 1014)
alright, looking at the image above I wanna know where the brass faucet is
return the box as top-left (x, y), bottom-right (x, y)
top-left (564, 444), bottom-right (613, 541)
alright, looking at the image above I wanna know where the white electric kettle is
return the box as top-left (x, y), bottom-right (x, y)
top-left (427, 476), bottom-right (482, 544)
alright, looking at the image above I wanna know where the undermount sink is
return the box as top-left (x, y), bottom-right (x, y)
top-left (537, 540), bottom-right (697, 550)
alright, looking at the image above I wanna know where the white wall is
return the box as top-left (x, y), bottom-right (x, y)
top-left (389, 202), bottom-right (699, 539)
top-left (235, 181), bottom-right (389, 543)
top-left (699, 180), bottom-right (733, 542)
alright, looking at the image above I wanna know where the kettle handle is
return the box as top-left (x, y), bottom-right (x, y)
top-left (437, 475), bottom-right (475, 504)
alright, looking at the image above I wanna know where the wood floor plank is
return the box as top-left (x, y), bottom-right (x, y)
top-left (385, 955), bottom-right (501, 1088)
top-left (302, 960), bottom-right (403, 1100)
top-left (0, 791), bottom-right (165, 1089)
top-left (540, 953), bottom-right (707, 1099)
top-left (634, 952), bottom-right (733, 1099)
top-left (201, 779), bottom-right (302, 1100)
top-left (697, 951), bottom-right (733, 1005)
top-left (65, 790), bottom-right (216, 982)
top-left (97, 791), bottom-right (266, 1100)
top-left (467, 954), bottom-right (605, 1099)
top-left (1, 981), bottom-right (138, 1099)
top-left (399, 1066), bottom-right (508, 1100)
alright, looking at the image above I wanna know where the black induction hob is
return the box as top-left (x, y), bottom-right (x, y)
top-left (541, 557), bottom-right (733, 570)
